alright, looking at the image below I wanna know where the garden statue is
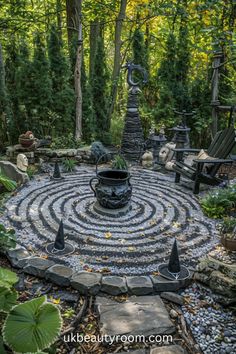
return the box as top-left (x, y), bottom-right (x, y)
top-left (141, 151), bottom-right (153, 168)
top-left (158, 239), bottom-right (190, 281)
top-left (16, 154), bottom-right (28, 172)
top-left (159, 142), bottom-right (176, 170)
top-left (121, 61), bottom-right (148, 161)
top-left (19, 131), bottom-right (36, 148)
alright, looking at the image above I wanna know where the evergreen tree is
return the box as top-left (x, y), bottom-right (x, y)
top-left (91, 35), bottom-right (110, 144)
top-left (81, 58), bottom-right (95, 143)
top-left (4, 39), bottom-right (20, 141)
top-left (0, 43), bottom-right (11, 146)
top-left (175, 21), bottom-right (191, 110)
top-left (30, 32), bottom-right (52, 136)
top-left (15, 41), bottom-right (33, 132)
top-left (154, 33), bottom-right (177, 127)
top-left (48, 24), bottom-right (74, 134)
top-left (132, 28), bottom-right (149, 71)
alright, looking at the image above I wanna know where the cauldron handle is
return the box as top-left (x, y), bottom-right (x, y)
top-left (95, 152), bottom-right (114, 175)
top-left (89, 177), bottom-right (99, 196)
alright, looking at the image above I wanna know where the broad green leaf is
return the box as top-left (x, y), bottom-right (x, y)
top-left (0, 267), bottom-right (18, 286)
top-left (0, 286), bottom-right (18, 312)
top-left (3, 296), bottom-right (62, 353)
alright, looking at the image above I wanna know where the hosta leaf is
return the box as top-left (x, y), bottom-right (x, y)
top-left (3, 296), bottom-right (62, 353)
top-left (0, 286), bottom-right (18, 312)
top-left (0, 267), bottom-right (19, 286)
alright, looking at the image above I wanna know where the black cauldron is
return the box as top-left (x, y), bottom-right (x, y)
top-left (89, 156), bottom-right (132, 209)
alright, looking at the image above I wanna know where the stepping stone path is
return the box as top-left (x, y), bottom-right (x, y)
top-left (95, 295), bottom-right (175, 337)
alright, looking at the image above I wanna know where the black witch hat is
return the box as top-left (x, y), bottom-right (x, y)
top-left (46, 219), bottom-right (75, 255)
top-left (54, 219), bottom-right (65, 251)
top-left (158, 239), bottom-right (190, 281)
top-left (51, 161), bottom-right (63, 180)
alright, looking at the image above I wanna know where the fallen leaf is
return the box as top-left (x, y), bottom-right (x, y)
top-left (105, 232), bottom-right (112, 239)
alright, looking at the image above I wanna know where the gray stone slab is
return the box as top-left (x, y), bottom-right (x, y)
top-left (101, 276), bottom-right (127, 295)
top-left (150, 345), bottom-right (186, 354)
top-left (96, 295), bottom-right (175, 337)
top-left (126, 276), bottom-right (153, 295)
top-left (6, 248), bottom-right (31, 268)
top-left (45, 265), bottom-right (73, 286)
top-left (150, 276), bottom-right (180, 292)
top-left (24, 257), bottom-right (55, 278)
top-left (71, 271), bottom-right (102, 295)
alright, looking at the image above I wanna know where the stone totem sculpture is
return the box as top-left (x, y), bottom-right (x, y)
top-left (121, 62), bottom-right (148, 161)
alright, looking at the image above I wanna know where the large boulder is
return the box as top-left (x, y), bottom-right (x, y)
top-left (195, 256), bottom-right (236, 303)
top-left (0, 160), bottom-right (29, 185)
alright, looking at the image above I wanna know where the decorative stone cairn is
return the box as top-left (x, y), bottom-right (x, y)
top-left (158, 239), bottom-right (190, 281)
top-left (121, 62), bottom-right (147, 161)
top-left (46, 219), bottom-right (75, 256)
top-left (195, 256), bottom-right (236, 304)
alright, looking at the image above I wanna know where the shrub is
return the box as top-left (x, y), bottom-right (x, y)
top-left (219, 217), bottom-right (236, 240)
top-left (200, 184), bottom-right (236, 219)
top-left (111, 155), bottom-right (128, 170)
top-left (62, 158), bottom-right (77, 172)
top-left (51, 133), bottom-right (85, 149)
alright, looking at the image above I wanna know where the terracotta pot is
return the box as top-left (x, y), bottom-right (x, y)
top-left (221, 236), bottom-right (236, 251)
top-left (19, 137), bottom-right (34, 148)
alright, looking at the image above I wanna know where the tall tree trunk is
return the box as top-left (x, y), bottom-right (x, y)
top-left (66, 0), bottom-right (79, 44)
top-left (74, 0), bottom-right (83, 140)
top-left (108, 0), bottom-right (127, 119)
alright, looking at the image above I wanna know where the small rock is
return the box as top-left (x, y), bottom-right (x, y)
top-left (169, 309), bottom-right (178, 319)
top-left (160, 292), bottom-right (184, 305)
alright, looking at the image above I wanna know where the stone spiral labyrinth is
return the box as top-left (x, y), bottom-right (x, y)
top-left (3, 167), bottom-right (218, 276)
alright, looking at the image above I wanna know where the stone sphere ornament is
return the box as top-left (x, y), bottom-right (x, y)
top-left (16, 154), bottom-right (28, 172)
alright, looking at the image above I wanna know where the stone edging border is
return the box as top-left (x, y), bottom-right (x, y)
top-left (5, 247), bottom-right (193, 296)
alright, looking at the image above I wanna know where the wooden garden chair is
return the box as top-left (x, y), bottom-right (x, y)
top-left (173, 125), bottom-right (236, 194)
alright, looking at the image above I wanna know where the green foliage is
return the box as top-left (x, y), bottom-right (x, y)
top-left (0, 45), bottom-right (11, 147)
top-left (91, 36), bottom-right (110, 144)
top-left (62, 158), bottom-right (77, 172)
top-left (0, 267), bottom-right (18, 288)
top-left (30, 32), bottom-right (52, 137)
top-left (27, 165), bottom-right (38, 179)
top-left (0, 286), bottom-right (18, 313)
top-left (219, 217), bottom-right (236, 239)
top-left (2, 295), bottom-right (62, 353)
top-left (111, 155), bottom-right (128, 170)
top-left (0, 268), bottom-right (18, 313)
top-left (200, 185), bottom-right (236, 218)
top-left (0, 224), bottom-right (16, 251)
top-left (48, 24), bottom-right (74, 134)
top-left (81, 58), bottom-right (96, 143)
top-left (0, 168), bottom-right (17, 191)
top-left (51, 133), bottom-right (84, 149)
